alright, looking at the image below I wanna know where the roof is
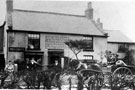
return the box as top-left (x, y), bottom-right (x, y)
top-left (104, 30), bottom-right (135, 44)
top-left (12, 9), bottom-right (106, 36)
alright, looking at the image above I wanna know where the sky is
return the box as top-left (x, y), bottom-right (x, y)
top-left (0, 0), bottom-right (135, 41)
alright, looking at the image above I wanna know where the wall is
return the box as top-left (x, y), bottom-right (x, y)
top-left (7, 32), bottom-right (27, 62)
top-left (8, 32), bottom-right (27, 48)
top-left (129, 44), bottom-right (135, 50)
top-left (93, 37), bottom-right (107, 60)
top-left (7, 32), bottom-right (108, 68)
top-left (43, 34), bottom-right (107, 62)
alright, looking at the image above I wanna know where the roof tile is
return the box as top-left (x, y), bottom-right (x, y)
top-left (12, 9), bottom-right (105, 36)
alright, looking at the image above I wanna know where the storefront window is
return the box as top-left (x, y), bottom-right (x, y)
top-left (28, 33), bottom-right (40, 50)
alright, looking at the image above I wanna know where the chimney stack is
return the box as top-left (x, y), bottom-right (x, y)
top-left (6, 0), bottom-right (13, 12)
top-left (85, 2), bottom-right (93, 20)
top-left (97, 18), bottom-right (103, 29)
top-left (6, 0), bottom-right (13, 30)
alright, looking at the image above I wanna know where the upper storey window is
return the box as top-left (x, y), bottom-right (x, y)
top-left (28, 33), bottom-right (40, 50)
top-left (82, 36), bottom-right (93, 51)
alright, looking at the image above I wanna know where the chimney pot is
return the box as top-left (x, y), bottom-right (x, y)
top-left (97, 18), bottom-right (100, 23)
top-left (97, 18), bottom-right (103, 29)
top-left (88, 2), bottom-right (92, 9)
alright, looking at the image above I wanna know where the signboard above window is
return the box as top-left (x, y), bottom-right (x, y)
top-left (9, 47), bottom-right (25, 52)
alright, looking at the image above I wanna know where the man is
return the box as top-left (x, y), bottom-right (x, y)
top-left (5, 61), bottom-right (14, 73)
top-left (54, 60), bottom-right (61, 73)
top-left (4, 61), bottom-right (15, 83)
top-left (30, 58), bottom-right (37, 71)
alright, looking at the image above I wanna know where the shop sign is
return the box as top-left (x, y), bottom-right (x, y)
top-left (9, 47), bottom-right (25, 52)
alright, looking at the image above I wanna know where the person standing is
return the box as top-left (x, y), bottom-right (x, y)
top-left (5, 61), bottom-right (14, 73)
top-left (26, 58), bottom-right (30, 70)
top-left (54, 60), bottom-right (61, 73)
top-left (30, 58), bottom-right (37, 71)
top-left (4, 61), bottom-right (15, 82)
top-left (14, 61), bottom-right (18, 72)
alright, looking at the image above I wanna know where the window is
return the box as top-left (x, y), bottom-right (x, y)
top-left (82, 36), bottom-right (93, 51)
top-left (83, 55), bottom-right (96, 64)
top-left (118, 44), bottom-right (129, 52)
top-left (28, 33), bottom-right (40, 50)
top-left (84, 55), bottom-right (93, 60)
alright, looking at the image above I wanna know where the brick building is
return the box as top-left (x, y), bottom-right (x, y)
top-left (6, 1), bottom-right (108, 70)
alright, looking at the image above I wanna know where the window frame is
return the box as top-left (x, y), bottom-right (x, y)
top-left (118, 43), bottom-right (129, 53)
top-left (82, 36), bottom-right (93, 51)
top-left (84, 55), bottom-right (93, 60)
top-left (27, 33), bottom-right (40, 50)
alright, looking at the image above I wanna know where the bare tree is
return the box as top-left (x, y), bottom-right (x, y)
top-left (65, 39), bottom-right (87, 60)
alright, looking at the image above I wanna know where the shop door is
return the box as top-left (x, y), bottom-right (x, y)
top-left (48, 50), bottom-right (64, 66)
top-left (25, 55), bottom-right (43, 70)
top-left (0, 54), bottom-right (5, 71)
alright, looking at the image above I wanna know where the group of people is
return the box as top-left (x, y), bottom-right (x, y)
top-left (4, 58), bottom-right (62, 73)
top-left (26, 58), bottom-right (43, 71)
top-left (4, 58), bottom-right (42, 73)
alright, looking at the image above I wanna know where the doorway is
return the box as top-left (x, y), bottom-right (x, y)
top-left (48, 49), bottom-right (64, 66)
top-left (0, 54), bottom-right (5, 71)
top-left (25, 55), bottom-right (43, 70)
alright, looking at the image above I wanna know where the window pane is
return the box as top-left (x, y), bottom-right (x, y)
top-left (83, 36), bottom-right (93, 51)
top-left (37, 35), bottom-right (39, 39)
top-left (28, 33), bottom-right (40, 50)
top-left (28, 34), bottom-right (30, 37)
top-left (84, 55), bottom-right (93, 60)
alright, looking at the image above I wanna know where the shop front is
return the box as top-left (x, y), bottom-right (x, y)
top-left (8, 47), bottom-right (44, 71)
top-left (24, 50), bottom-right (44, 70)
top-left (48, 49), bottom-right (64, 68)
